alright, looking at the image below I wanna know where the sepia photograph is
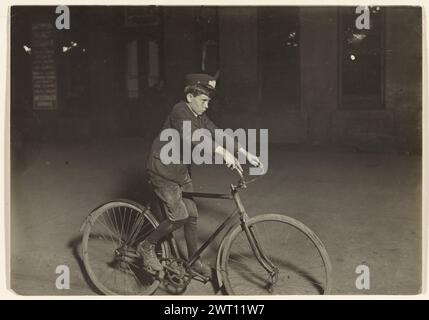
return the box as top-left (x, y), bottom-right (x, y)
top-left (9, 5), bottom-right (422, 295)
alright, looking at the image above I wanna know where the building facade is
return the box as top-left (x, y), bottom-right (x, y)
top-left (11, 6), bottom-right (422, 153)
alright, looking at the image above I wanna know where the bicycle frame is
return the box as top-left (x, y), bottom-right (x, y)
top-left (81, 167), bottom-right (331, 295)
top-left (181, 180), bottom-right (276, 277)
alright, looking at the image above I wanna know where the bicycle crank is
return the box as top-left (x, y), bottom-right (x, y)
top-left (161, 258), bottom-right (192, 295)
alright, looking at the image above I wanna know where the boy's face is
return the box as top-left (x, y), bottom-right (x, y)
top-left (188, 94), bottom-right (211, 116)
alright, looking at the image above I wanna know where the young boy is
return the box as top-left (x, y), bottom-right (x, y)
top-left (138, 73), bottom-right (261, 277)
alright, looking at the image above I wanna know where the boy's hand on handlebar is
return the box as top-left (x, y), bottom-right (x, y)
top-left (223, 150), bottom-right (243, 172)
top-left (234, 159), bottom-right (243, 174)
top-left (239, 147), bottom-right (262, 169)
top-left (246, 151), bottom-right (262, 168)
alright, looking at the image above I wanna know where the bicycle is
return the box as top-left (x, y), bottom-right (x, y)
top-left (80, 169), bottom-right (332, 295)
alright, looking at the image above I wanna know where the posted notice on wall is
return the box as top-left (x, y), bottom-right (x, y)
top-left (32, 23), bottom-right (58, 110)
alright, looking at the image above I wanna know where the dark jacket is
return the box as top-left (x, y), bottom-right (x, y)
top-left (147, 100), bottom-right (240, 184)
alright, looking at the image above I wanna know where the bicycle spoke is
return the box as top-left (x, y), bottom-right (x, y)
top-left (222, 217), bottom-right (331, 295)
top-left (125, 264), bottom-right (142, 287)
top-left (99, 213), bottom-right (116, 237)
top-left (228, 254), bottom-right (324, 293)
top-left (128, 214), bottom-right (149, 245)
top-left (103, 209), bottom-right (120, 236)
top-left (82, 202), bottom-right (169, 295)
top-left (122, 267), bottom-right (127, 295)
top-left (128, 209), bottom-right (137, 241)
top-left (106, 209), bottom-right (121, 241)
top-left (127, 261), bottom-right (140, 269)
top-left (124, 207), bottom-right (132, 241)
top-left (97, 217), bottom-right (120, 250)
top-left (228, 264), bottom-right (265, 276)
top-left (229, 253), bottom-right (322, 282)
top-left (111, 208), bottom-right (122, 242)
top-left (94, 232), bottom-right (111, 244)
top-left (118, 207), bottom-right (125, 243)
top-left (89, 231), bottom-right (113, 249)
top-left (127, 212), bottom-right (150, 246)
top-left (129, 209), bottom-right (135, 239)
top-left (86, 239), bottom-right (114, 258)
top-left (124, 211), bottom-right (142, 245)
top-left (132, 224), bottom-right (156, 244)
top-left (111, 208), bottom-right (123, 241)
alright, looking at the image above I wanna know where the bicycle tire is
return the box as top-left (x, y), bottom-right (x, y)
top-left (220, 214), bottom-right (332, 295)
top-left (81, 200), bottom-right (170, 295)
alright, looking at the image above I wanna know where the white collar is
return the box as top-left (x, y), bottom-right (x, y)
top-left (186, 103), bottom-right (199, 118)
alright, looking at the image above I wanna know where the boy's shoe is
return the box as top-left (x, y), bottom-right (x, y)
top-left (192, 260), bottom-right (212, 279)
top-left (137, 240), bottom-right (163, 272)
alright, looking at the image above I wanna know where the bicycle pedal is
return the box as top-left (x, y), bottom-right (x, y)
top-left (157, 270), bottom-right (166, 280)
top-left (143, 266), bottom-right (161, 277)
top-left (193, 275), bottom-right (211, 284)
top-left (190, 271), bottom-right (211, 283)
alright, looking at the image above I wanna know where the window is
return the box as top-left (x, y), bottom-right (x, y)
top-left (339, 6), bottom-right (384, 109)
top-left (257, 7), bottom-right (300, 109)
top-left (56, 7), bottom-right (90, 114)
top-left (126, 40), bottom-right (139, 98)
top-left (196, 7), bottom-right (219, 75)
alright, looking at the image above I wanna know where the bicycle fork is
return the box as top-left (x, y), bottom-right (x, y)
top-left (234, 192), bottom-right (278, 289)
top-left (242, 219), bottom-right (278, 273)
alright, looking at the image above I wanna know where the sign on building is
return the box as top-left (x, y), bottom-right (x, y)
top-left (32, 23), bottom-right (58, 110)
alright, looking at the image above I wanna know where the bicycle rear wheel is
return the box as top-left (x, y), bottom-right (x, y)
top-left (220, 214), bottom-right (332, 295)
top-left (82, 200), bottom-right (170, 295)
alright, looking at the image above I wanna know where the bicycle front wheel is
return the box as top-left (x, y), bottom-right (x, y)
top-left (82, 200), bottom-right (170, 295)
top-left (220, 214), bottom-right (332, 295)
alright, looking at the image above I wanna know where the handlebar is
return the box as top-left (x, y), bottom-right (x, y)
top-left (232, 163), bottom-right (263, 190)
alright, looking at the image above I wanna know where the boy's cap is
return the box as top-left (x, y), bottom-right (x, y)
top-left (185, 73), bottom-right (217, 90)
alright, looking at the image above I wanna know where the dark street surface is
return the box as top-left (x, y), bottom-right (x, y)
top-left (10, 138), bottom-right (422, 295)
